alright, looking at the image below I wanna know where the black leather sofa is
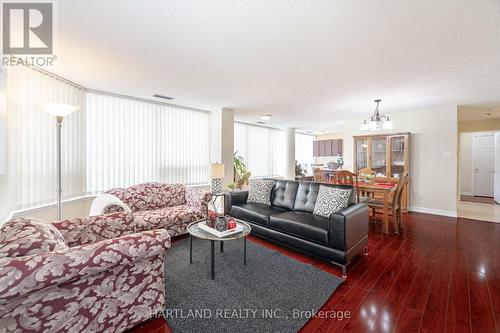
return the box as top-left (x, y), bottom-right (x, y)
top-left (224, 179), bottom-right (369, 277)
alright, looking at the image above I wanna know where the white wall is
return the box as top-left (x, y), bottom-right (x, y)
top-left (285, 128), bottom-right (296, 179)
top-left (11, 197), bottom-right (95, 221)
top-left (344, 105), bottom-right (458, 217)
top-left (221, 108), bottom-right (234, 188)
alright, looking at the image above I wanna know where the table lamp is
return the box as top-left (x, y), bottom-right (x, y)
top-left (210, 163), bottom-right (225, 194)
top-left (42, 102), bottom-right (79, 220)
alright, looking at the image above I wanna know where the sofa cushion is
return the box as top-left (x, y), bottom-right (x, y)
top-left (133, 205), bottom-right (205, 237)
top-left (269, 211), bottom-right (329, 245)
top-left (294, 182), bottom-right (355, 212)
top-left (247, 179), bottom-right (275, 205)
top-left (230, 203), bottom-right (287, 226)
top-left (271, 180), bottom-right (299, 210)
top-left (0, 218), bottom-right (68, 258)
top-left (313, 185), bottom-right (352, 218)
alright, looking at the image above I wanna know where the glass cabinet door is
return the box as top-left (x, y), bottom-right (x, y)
top-left (371, 138), bottom-right (387, 176)
top-left (355, 139), bottom-right (368, 171)
top-left (390, 136), bottom-right (406, 178)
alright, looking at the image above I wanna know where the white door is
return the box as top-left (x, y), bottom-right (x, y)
top-left (473, 134), bottom-right (494, 196)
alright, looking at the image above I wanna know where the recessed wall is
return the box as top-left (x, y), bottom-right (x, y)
top-left (314, 132), bottom-right (344, 165)
top-left (342, 106), bottom-right (458, 216)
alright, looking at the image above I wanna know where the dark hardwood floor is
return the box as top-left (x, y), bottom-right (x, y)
top-left (129, 213), bottom-right (500, 333)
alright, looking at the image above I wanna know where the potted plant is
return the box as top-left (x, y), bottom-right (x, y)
top-left (233, 152), bottom-right (251, 189)
top-left (336, 154), bottom-right (344, 167)
top-left (295, 160), bottom-right (306, 178)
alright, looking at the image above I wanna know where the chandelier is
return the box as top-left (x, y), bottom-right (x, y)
top-left (360, 99), bottom-right (394, 131)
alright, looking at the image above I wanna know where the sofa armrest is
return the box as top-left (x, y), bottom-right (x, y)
top-left (329, 203), bottom-right (369, 251)
top-left (185, 187), bottom-right (212, 212)
top-left (224, 190), bottom-right (248, 215)
top-left (51, 212), bottom-right (136, 247)
top-left (0, 229), bottom-right (171, 301)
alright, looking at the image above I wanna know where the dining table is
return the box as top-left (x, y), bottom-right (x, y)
top-left (357, 181), bottom-right (396, 234)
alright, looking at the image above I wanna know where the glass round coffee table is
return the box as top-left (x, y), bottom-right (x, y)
top-left (187, 219), bottom-right (251, 280)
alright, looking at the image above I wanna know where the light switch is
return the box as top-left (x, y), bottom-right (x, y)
top-left (442, 151), bottom-right (451, 158)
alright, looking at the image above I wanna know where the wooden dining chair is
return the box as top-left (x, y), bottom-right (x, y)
top-left (365, 172), bottom-right (409, 234)
top-left (313, 168), bottom-right (324, 183)
top-left (329, 170), bottom-right (360, 202)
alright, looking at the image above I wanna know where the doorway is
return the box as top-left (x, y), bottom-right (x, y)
top-left (458, 131), bottom-right (500, 223)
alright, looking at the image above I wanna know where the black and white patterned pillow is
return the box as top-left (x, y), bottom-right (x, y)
top-left (247, 179), bottom-right (275, 205)
top-left (313, 185), bottom-right (352, 218)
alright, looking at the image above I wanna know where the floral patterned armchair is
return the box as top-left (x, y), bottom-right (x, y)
top-left (0, 214), bottom-right (171, 333)
top-left (102, 182), bottom-right (212, 237)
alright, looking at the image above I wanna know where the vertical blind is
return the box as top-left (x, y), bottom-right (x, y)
top-left (295, 133), bottom-right (315, 174)
top-left (1, 65), bottom-right (85, 217)
top-left (0, 65), bottom-right (210, 220)
top-left (85, 92), bottom-right (210, 193)
top-left (234, 122), bottom-right (285, 178)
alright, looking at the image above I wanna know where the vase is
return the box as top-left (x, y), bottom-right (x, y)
top-left (215, 216), bottom-right (227, 232)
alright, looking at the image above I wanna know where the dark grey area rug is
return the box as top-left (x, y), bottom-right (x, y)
top-left (164, 237), bottom-right (344, 333)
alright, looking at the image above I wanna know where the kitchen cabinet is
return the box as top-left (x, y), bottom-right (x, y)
top-left (313, 139), bottom-right (343, 157)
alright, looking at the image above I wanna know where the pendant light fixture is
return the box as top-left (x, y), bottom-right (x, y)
top-left (360, 99), bottom-right (394, 131)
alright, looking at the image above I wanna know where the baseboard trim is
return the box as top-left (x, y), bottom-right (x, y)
top-left (409, 206), bottom-right (457, 218)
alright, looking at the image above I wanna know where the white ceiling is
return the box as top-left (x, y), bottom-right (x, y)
top-left (52, 0), bottom-right (500, 131)
top-left (458, 105), bottom-right (500, 121)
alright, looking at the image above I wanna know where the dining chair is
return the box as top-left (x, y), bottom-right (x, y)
top-left (313, 168), bottom-right (325, 183)
top-left (329, 170), bottom-right (360, 202)
top-left (364, 172), bottom-right (409, 234)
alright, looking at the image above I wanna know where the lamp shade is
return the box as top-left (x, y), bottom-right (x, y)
top-left (42, 103), bottom-right (79, 117)
top-left (382, 119), bottom-right (394, 130)
top-left (210, 163), bottom-right (225, 178)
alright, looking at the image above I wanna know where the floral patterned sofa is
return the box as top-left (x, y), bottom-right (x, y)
top-left (0, 213), bottom-right (171, 333)
top-left (103, 182), bottom-right (212, 237)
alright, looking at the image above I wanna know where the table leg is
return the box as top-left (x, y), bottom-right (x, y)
top-left (211, 240), bottom-right (215, 280)
top-left (189, 235), bottom-right (193, 264)
top-left (382, 192), bottom-right (389, 234)
top-left (244, 237), bottom-right (247, 265)
top-left (220, 240), bottom-right (224, 252)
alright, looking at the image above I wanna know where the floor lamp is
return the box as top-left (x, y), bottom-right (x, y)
top-left (42, 103), bottom-right (79, 220)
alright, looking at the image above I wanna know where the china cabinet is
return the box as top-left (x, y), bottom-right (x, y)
top-left (353, 132), bottom-right (410, 210)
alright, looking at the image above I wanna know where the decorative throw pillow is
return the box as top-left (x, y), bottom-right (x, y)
top-left (0, 218), bottom-right (68, 258)
top-left (247, 179), bottom-right (275, 205)
top-left (313, 185), bottom-right (352, 218)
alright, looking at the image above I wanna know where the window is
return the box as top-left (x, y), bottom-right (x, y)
top-left (234, 122), bottom-right (285, 178)
top-left (295, 133), bottom-right (315, 174)
top-left (1, 65), bottom-right (85, 219)
top-left (85, 92), bottom-right (210, 193)
top-left (0, 65), bottom-right (210, 220)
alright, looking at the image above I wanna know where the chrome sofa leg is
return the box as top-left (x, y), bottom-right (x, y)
top-left (342, 265), bottom-right (347, 279)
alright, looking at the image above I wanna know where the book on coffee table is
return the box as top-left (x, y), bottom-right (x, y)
top-left (198, 221), bottom-right (244, 238)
